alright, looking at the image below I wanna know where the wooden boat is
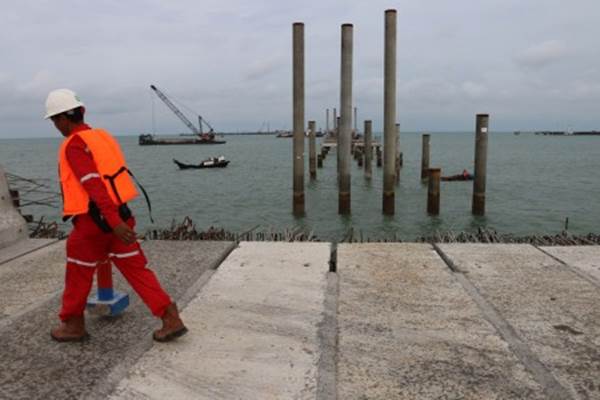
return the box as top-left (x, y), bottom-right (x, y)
top-left (173, 157), bottom-right (230, 170)
top-left (441, 174), bottom-right (473, 182)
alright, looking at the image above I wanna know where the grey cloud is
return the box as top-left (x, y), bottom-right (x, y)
top-left (2, 1), bottom-right (600, 137)
top-left (244, 56), bottom-right (285, 81)
top-left (515, 40), bottom-right (567, 69)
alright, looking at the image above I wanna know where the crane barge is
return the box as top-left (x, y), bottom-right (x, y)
top-left (139, 85), bottom-right (225, 145)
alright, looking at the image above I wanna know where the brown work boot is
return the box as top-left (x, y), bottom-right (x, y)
top-left (51, 315), bottom-right (89, 342)
top-left (153, 303), bottom-right (188, 342)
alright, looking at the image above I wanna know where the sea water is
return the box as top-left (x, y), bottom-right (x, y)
top-left (1, 132), bottom-right (599, 240)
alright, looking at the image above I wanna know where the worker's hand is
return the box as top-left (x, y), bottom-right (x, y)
top-left (113, 222), bottom-right (137, 245)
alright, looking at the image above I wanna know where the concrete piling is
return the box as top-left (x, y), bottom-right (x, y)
top-left (421, 134), bottom-right (430, 181)
top-left (339, 23), bottom-right (353, 215)
top-left (395, 123), bottom-right (401, 184)
top-left (317, 154), bottom-right (323, 168)
top-left (337, 116), bottom-right (341, 178)
top-left (364, 120), bottom-right (372, 179)
top-left (353, 107), bottom-right (358, 136)
top-left (427, 168), bottom-right (441, 215)
top-left (309, 120), bottom-right (317, 180)
top-left (326, 109), bottom-right (330, 136)
top-left (292, 22), bottom-right (305, 216)
top-left (333, 108), bottom-right (337, 136)
top-left (472, 114), bottom-right (489, 216)
top-left (383, 9), bottom-right (397, 215)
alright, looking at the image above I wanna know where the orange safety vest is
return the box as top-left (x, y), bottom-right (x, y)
top-left (58, 128), bottom-right (138, 216)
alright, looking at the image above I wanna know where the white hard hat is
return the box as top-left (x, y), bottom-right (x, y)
top-left (44, 89), bottom-right (84, 119)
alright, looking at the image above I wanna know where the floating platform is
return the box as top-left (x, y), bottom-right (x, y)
top-left (138, 134), bottom-right (226, 145)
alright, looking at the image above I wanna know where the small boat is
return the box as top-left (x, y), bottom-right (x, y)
top-left (441, 170), bottom-right (473, 181)
top-left (275, 131), bottom-right (293, 138)
top-left (173, 156), bottom-right (230, 170)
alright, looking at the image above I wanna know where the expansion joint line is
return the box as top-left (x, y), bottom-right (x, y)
top-left (432, 244), bottom-right (574, 400)
top-left (534, 246), bottom-right (600, 289)
top-left (316, 265), bottom-right (339, 400)
top-left (329, 242), bottom-right (338, 273)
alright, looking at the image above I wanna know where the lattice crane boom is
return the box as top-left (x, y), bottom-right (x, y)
top-left (150, 85), bottom-right (200, 135)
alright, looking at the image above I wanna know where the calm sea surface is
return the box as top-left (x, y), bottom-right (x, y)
top-left (1, 132), bottom-right (599, 240)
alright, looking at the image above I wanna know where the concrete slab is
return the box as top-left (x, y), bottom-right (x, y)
top-left (438, 244), bottom-right (600, 400)
top-left (0, 240), bottom-right (64, 324)
top-left (336, 243), bottom-right (544, 399)
top-left (540, 245), bottom-right (600, 285)
top-left (0, 238), bottom-right (58, 265)
top-left (109, 241), bottom-right (330, 400)
top-left (0, 240), bottom-right (235, 400)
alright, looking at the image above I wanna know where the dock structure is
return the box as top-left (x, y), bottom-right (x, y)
top-left (2, 229), bottom-right (600, 399)
top-left (1, 175), bottom-right (598, 399)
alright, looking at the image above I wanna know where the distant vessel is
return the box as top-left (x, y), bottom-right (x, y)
top-left (139, 134), bottom-right (225, 145)
top-left (275, 130), bottom-right (293, 138)
top-left (275, 130), bottom-right (325, 138)
top-left (573, 130), bottom-right (600, 136)
top-left (534, 131), bottom-right (566, 136)
top-left (140, 84), bottom-right (225, 145)
top-left (513, 131), bottom-right (521, 135)
top-left (534, 130), bottom-right (600, 136)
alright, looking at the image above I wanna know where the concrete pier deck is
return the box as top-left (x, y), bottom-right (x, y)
top-left (336, 243), bottom-right (545, 399)
top-left (1, 240), bottom-right (599, 399)
top-left (109, 242), bottom-right (330, 400)
top-left (0, 240), bottom-right (236, 400)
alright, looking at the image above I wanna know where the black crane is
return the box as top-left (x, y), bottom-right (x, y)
top-left (150, 85), bottom-right (215, 135)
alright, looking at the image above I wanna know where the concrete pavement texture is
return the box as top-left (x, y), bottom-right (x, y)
top-left (0, 238), bottom-right (57, 265)
top-left (1, 237), bottom-right (599, 399)
top-left (0, 240), bottom-right (64, 326)
top-left (336, 243), bottom-right (545, 400)
top-left (540, 245), bottom-right (600, 285)
top-left (438, 244), bottom-right (600, 399)
top-left (0, 239), bottom-right (235, 400)
top-left (109, 241), bottom-right (331, 400)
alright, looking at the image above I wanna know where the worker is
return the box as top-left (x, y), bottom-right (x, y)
top-left (462, 169), bottom-right (472, 179)
top-left (45, 89), bottom-right (187, 342)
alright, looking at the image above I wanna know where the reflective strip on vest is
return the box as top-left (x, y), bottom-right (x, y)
top-left (58, 128), bottom-right (138, 216)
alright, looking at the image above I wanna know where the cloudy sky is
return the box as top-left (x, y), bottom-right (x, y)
top-left (1, 0), bottom-right (599, 138)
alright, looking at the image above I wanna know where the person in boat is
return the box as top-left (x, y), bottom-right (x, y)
top-left (462, 169), bottom-right (473, 180)
top-left (45, 89), bottom-right (187, 343)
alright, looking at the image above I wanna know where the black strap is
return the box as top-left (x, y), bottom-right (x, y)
top-left (103, 166), bottom-right (127, 204)
top-left (126, 169), bottom-right (154, 224)
top-left (103, 167), bottom-right (154, 224)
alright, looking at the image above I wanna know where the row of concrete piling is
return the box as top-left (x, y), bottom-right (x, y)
top-left (292, 10), bottom-right (488, 218)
